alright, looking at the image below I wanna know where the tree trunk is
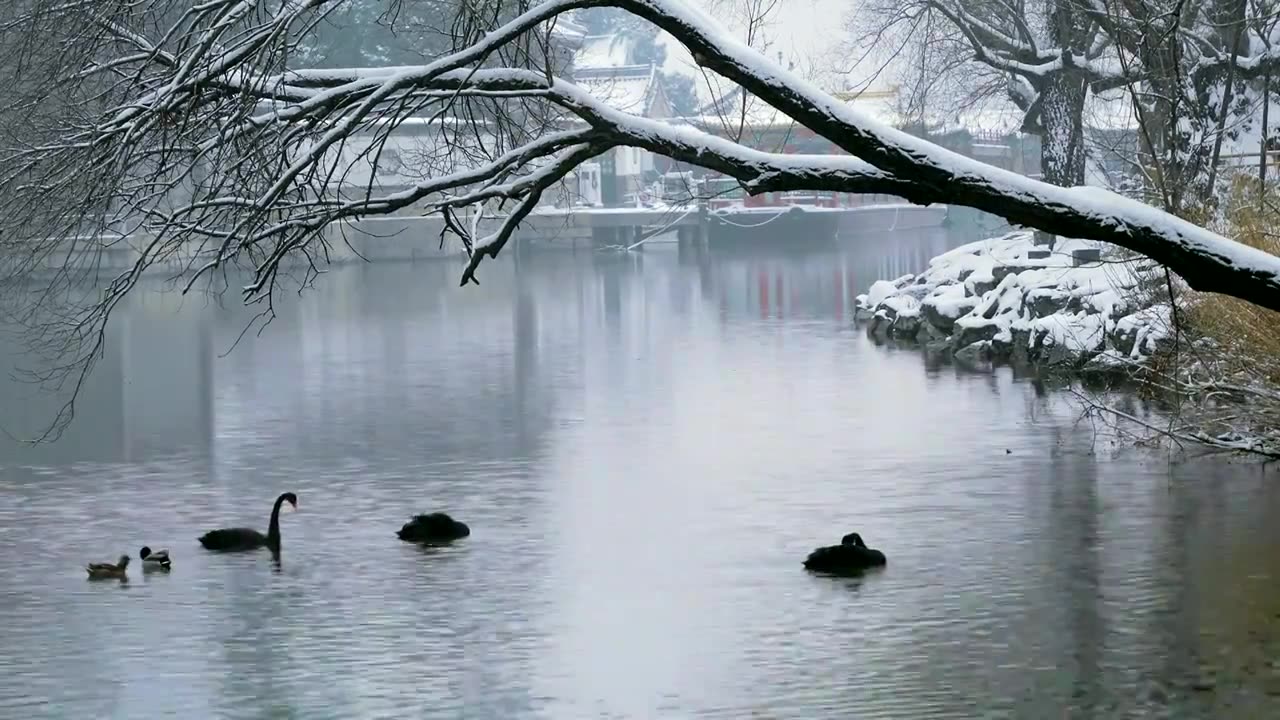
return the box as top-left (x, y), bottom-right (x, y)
top-left (1039, 0), bottom-right (1091, 188)
top-left (1039, 69), bottom-right (1088, 187)
top-left (1261, 74), bottom-right (1270, 190)
top-left (1205, 0), bottom-right (1247, 195)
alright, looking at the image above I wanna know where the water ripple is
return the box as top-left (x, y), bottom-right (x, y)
top-left (0, 254), bottom-right (1277, 718)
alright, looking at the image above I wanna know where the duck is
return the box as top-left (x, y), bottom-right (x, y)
top-left (803, 532), bottom-right (886, 574)
top-left (86, 555), bottom-right (130, 580)
top-left (397, 512), bottom-right (470, 543)
top-left (139, 546), bottom-right (171, 571)
top-left (198, 492), bottom-right (297, 554)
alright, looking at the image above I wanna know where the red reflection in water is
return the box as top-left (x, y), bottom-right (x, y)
top-left (758, 268), bottom-right (769, 319)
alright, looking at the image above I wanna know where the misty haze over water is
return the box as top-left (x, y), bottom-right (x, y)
top-left (1, 226), bottom-right (1278, 718)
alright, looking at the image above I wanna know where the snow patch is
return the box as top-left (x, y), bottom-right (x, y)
top-left (857, 230), bottom-right (1176, 368)
top-left (865, 274), bottom-right (912, 307)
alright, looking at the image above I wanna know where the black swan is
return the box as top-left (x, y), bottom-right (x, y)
top-left (198, 492), bottom-right (297, 552)
top-left (397, 512), bottom-right (470, 543)
top-left (803, 532), bottom-right (887, 574)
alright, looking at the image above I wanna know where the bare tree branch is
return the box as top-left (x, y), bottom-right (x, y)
top-left (0, 0), bottom-right (1277, 441)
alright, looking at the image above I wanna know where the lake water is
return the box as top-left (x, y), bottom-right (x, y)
top-left (1, 228), bottom-right (1279, 718)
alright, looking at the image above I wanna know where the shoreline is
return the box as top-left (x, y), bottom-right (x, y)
top-left (853, 231), bottom-right (1174, 374)
top-left (855, 230), bottom-right (1280, 457)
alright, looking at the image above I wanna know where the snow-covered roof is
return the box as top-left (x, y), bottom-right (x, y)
top-left (916, 90), bottom-right (1138, 137)
top-left (689, 94), bottom-right (793, 129)
top-left (694, 84), bottom-right (1007, 135)
top-left (932, 104), bottom-right (1023, 136)
top-left (685, 86), bottom-right (906, 133)
top-left (574, 64), bottom-right (659, 115)
top-left (572, 34), bottom-right (665, 115)
top-left (654, 30), bottom-right (698, 77)
top-left (847, 86), bottom-right (1135, 139)
top-left (550, 18), bottom-right (588, 47)
top-left (574, 34), bottom-right (632, 70)
top-left (836, 87), bottom-right (908, 129)
top-left (873, 86), bottom-right (1022, 136)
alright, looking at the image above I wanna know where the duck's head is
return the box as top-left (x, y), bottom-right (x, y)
top-left (117, 555), bottom-right (131, 568)
top-left (841, 532), bottom-right (866, 548)
top-left (139, 546), bottom-right (152, 560)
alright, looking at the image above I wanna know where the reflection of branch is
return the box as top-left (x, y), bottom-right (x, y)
top-left (1070, 384), bottom-right (1280, 459)
top-left (1060, 336), bottom-right (1280, 459)
top-left (4, 0), bottom-right (1280, 444)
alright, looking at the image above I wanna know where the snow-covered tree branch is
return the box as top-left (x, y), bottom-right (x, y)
top-left (850, 0), bottom-right (1280, 208)
top-left (0, 0), bottom-right (1279, 437)
top-left (849, 0), bottom-right (1113, 185)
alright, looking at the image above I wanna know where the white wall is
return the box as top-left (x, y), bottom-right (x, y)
top-left (321, 127), bottom-right (502, 193)
top-left (615, 146), bottom-right (643, 177)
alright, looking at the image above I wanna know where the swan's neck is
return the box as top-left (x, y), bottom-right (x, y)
top-left (267, 496), bottom-right (286, 548)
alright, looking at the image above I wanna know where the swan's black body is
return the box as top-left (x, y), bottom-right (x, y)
top-left (199, 492), bottom-right (297, 552)
top-left (397, 513), bottom-right (470, 543)
top-left (803, 532), bottom-right (886, 574)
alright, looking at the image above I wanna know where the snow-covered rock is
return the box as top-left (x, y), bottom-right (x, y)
top-left (857, 231), bottom-right (1175, 370)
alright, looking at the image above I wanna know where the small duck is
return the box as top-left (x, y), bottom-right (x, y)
top-left (139, 546), bottom-right (171, 571)
top-left (397, 512), bottom-right (471, 543)
top-left (86, 555), bottom-right (130, 580)
top-left (803, 532), bottom-right (887, 575)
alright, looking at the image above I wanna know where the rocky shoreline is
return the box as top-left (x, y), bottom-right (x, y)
top-left (855, 231), bottom-right (1175, 373)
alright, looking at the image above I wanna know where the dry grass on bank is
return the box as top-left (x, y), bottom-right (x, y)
top-left (1068, 175), bottom-right (1280, 456)
top-left (1183, 177), bottom-right (1280, 384)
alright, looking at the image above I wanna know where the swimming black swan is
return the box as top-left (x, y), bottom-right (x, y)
top-left (803, 532), bottom-right (887, 574)
top-left (198, 492), bottom-right (297, 552)
top-left (397, 512), bottom-right (470, 543)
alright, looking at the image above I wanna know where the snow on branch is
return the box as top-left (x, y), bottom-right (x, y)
top-left (0, 0), bottom-right (1279, 440)
top-left (615, 0), bottom-right (1280, 310)
top-left (3, 0), bottom-right (1279, 306)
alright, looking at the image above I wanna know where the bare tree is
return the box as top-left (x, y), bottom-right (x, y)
top-left (847, 0), bottom-right (1111, 186)
top-left (0, 0), bottom-right (1278, 438)
top-left (848, 0), bottom-right (1280, 208)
